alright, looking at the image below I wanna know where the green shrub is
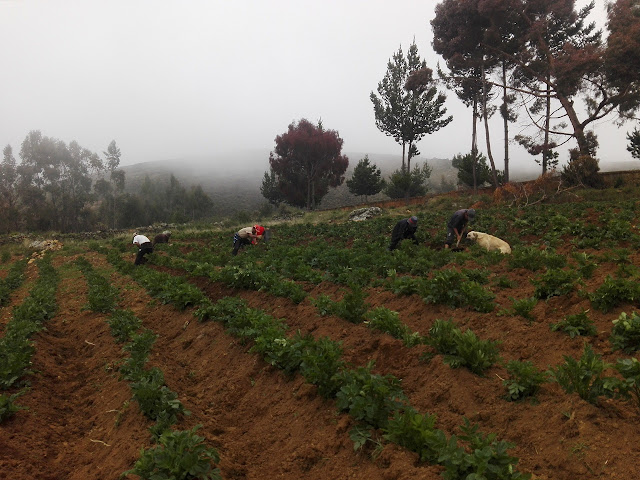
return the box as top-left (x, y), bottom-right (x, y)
top-left (425, 319), bottom-right (459, 356)
top-left (610, 311), bottom-right (640, 353)
top-left (612, 357), bottom-right (640, 409)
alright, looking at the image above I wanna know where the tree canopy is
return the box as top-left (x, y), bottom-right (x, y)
top-left (346, 155), bottom-right (385, 202)
top-left (268, 119), bottom-right (349, 210)
top-left (370, 41), bottom-right (452, 172)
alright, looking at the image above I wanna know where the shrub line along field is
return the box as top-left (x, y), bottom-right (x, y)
top-left (3, 188), bottom-right (640, 479)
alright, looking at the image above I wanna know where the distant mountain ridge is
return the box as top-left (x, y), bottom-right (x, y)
top-left (121, 150), bottom-right (639, 215)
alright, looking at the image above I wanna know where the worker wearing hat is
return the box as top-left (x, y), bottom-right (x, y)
top-left (388, 216), bottom-right (419, 251)
top-left (232, 224), bottom-right (266, 256)
top-left (445, 208), bottom-right (476, 249)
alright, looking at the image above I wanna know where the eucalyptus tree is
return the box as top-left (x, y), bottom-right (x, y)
top-left (370, 41), bottom-right (451, 173)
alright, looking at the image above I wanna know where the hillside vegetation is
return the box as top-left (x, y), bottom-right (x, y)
top-left (3, 182), bottom-right (640, 479)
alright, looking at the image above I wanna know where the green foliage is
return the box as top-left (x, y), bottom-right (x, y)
top-left (423, 269), bottom-right (495, 312)
top-left (120, 329), bottom-right (157, 381)
top-left (335, 362), bottom-right (407, 429)
top-left (0, 389), bottom-right (28, 422)
top-left (572, 252), bottom-right (598, 279)
top-left (440, 419), bottom-right (531, 480)
top-left (508, 246), bottom-right (566, 272)
top-left (506, 297), bottom-right (537, 321)
top-left (503, 361), bottom-right (546, 401)
top-left (550, 310), bottom-right (596, 338)
top-left (383, 408), bottom-right (445, 463)
top-left (123, 426), bottom-right (221, 480)
top-left (312, 286), bottom-right (370, 323)
top-left (425, 320), bottom-right (500, 375)
top-left (628, 128), bottom-right (640, 160)
top-left (346, 155), bottom-right (385, 200)
top-left (613, 357), bottom-right (640, 409)
top-left (561, 155), bottom-right (603, 188)
top-left (364, 307), bottom-right (423, 347)
top-left (444, 329), bottom-right (501, 376)
top-left (548, 343), bottom-right (616, 405)
top-left (425, 319), bottom-right (459, 356)
top-left (130, 367), bottom-right (188, 432)
top-left (251, 330), bottom-right (314, 376)
top-left (589, 276), bottom-right (640, 312)
top-left (108, 310), bottom-right (143, 343)
top-left (531, 268), bottom-right (577, 299)
top-left (299, 337), bottom-right (345, 398)
top-left (384, 163), bottom-right (432, 199)
top-left (611, 311), bottom-right (640, 353)
top-left (452, 151), bottom-right (492, 187)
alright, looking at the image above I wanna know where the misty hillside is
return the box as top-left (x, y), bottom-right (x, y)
top-left (121, 150), bottom-right (639, 216)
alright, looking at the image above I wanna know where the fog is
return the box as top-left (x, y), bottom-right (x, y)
top-left (0, 0), bottom-right (635, 173)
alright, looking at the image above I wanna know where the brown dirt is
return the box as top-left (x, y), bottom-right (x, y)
top-left (2, 246), bottom-right (640, 480)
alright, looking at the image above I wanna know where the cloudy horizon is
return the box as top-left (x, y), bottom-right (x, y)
top-left (0, 0), bottom-right (635, 173)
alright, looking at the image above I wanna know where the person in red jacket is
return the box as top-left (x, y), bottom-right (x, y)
top-left (232, 224), bottom-right (265, 256)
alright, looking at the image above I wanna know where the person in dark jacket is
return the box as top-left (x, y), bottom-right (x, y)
top-left (445, 208), bottom-right (476, 248)
top-left (388, 216), bottom-right (419, 251)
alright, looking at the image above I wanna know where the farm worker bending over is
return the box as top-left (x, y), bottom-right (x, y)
top-left (232, 224), bottom-right (265, 256)
top-left (445, 208), bottom-right (476, 249)
top-left (132, 233), bottom-right (154, 265)
top-left (388, 216), bottom-right (419, 251)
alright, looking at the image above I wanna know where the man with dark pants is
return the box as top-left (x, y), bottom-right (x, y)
top-left (388, 216), bottom-right (419, 251)
top-left (445, 208), bottom-right (476, 249)
top-left (132, 233), bottom-right (153, 265)
top-left (232, 224), bottom-right (265, 256)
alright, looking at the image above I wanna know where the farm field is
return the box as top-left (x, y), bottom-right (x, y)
top-left (2, 185), bottom-right (640, 479)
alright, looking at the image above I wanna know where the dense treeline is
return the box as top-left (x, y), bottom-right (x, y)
top-left (0, 131), bottom-right (214, 233)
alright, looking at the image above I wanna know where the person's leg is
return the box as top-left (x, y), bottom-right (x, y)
top-left (135, 249), bottom-right (144, 265)
top-left (445, 228), bottom-right (455, 248)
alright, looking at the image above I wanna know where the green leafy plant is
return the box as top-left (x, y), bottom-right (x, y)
top-left (444, 329), bottom-right (501, 376)
top-left (335, 362), bottom-right (406, 429)
top-left (499, 297), bottom-right (537, 321)
top-left (589, 276), bottom-right (640, 313)
top-left (299, 336), bottom-right (345, 398)
top-left (0, 389), bottom-right (28, 422)
top-left (610, 311), bottom-right (640, 353)
top-left (550, 310), bottom-right (596, 338)
top-left (548, 343), bottom-right (616, 405)
top-left (612, 357), bottom-right (640, 409)
top-left (531, 268), bottom-right (577, 299)
top-left (424, 319), bottom-right (459, 356)
top-left (503, 360), bottom-right (546, 401)
top-left (123, 425), bottom-right (221, 480)
top-left (365, 307), bottom-right (423, 347)
top-left (383, 408), bottom-right (445, 463)
top-left (108, 310), bottom-right (142, 343)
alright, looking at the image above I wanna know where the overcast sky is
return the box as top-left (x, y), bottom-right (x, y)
top-left (0, 0), bottom-right (634, 172)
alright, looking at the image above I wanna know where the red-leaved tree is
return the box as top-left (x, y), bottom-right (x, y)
top-left (268, 119), bottom-right (349, 210)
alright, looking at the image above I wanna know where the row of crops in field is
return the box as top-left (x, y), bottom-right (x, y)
top-left (80, 194), bottom-right (640, 478)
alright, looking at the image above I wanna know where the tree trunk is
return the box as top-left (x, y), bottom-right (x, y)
top-left (543, 78), bottom-right (551, 174)
top-left (501, 61), bottom-right (510, 183)
top-left (482, 61), bottom-right (499, 188)
top-left (472, 97), bottom-right (478, 194)
top-left (401, 142), bottom-right (406, 172)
